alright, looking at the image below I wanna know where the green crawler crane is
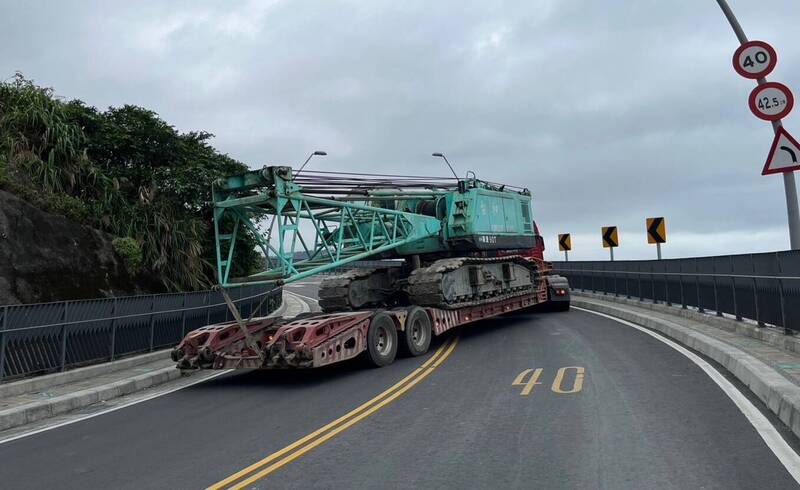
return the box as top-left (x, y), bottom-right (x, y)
top-left (212, 165), bottom-right (549, 312)
top-left (172, 164), bottom-right (569, 371)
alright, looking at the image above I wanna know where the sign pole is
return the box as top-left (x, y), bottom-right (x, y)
top-left (717, 0), bottom-right (800, 250)
top-left (609, 248), bottom-right (614, 262)
top-left (558, 233), bottom-right (572, 261)
top-left (656, 242), bottom-right (662, 260)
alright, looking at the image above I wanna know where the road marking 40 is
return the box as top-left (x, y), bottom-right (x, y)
top-left (512, 367), bottom-right (585, 396)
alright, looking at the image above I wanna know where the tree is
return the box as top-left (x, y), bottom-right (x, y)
top-left (0, 74), bottom-right (261, 291)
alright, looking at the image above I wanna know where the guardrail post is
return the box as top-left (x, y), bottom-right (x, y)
top-left (613, 269), bottom-right (618, 297)
top-left (679, 261), bottom-right (686, 309)
top-left (638, 264), bottom-right (643, 301)
top-left (651, 263), bottom-right (657, 304)
top-left (776, 253), bottom-right (791, 335)
top-left (225, 290), bottom-right (231, 321)
top-left (206, 291), bottom-right (212, 325)
top-left (730, 256), bottom-right (741, 321)
top-left (181, 294), bottom-right (187, 338)
top-left (0, 305), bottom-right (7, 381)
top-left (148, 296), bottom-right (155, 352)
top-left (109, 297), bottom-right (118, 361)
top-left (664, 267), bottom-right (671, 306)
top-left (752, 275), bottom-right (762, 326)
top-left (752, 254), bottom-right (763, 327)
top-left (778, 277), bottom-right (789, 334)
top-left (60, 302), bottom-right (69, 371)
top-left (712, 261), bottom-right (722, 317)
top-left (625, 272), bottom-right (631, 299)
top-left (695, 258), bottom-right (704, 313)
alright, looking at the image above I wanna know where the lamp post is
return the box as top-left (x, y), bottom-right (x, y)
top-left (296, 150), bottom-right (327, 175)
top-left (432, 152), bottom-right (459, 179)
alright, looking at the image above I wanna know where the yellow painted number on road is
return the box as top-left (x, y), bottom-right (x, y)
top-left (513, 367), bottom-right (585, 396)
top-left (512, 368), bottom-right (544, 396)
top-left (551, 366), bottom-right (585, 394)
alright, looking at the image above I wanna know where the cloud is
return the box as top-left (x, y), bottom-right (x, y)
top-left (1, 0), bottom-right (798, 260)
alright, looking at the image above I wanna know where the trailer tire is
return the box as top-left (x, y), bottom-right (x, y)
top-left (366, 311), bottom-right (398, 367)
top-left (399, 307), bottom-right (432, 357)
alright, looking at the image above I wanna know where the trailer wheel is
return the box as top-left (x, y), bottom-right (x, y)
top-left (400, 307), bottom-right (432, 357)
top-left (366, 312), bottom-right (398, 367)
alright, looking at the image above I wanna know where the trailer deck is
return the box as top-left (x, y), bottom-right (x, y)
top-left (172, 284), bottom-right (555, 371)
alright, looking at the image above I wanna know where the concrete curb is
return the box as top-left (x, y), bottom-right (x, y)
top-left (0, 366), bottom-right (183, 431)
top-left (267, 291), bottom-right (289, 318)
top-left (572, 291), bottom-right (800, 355)
top-left (571, 294), bottom-right (800, 440)
top-left (0, 349), bottom-right (171, 399)
top-left (282, 291), bottom-right (312, 317)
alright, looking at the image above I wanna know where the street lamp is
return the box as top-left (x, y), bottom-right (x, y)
top-left (296, 150), bottom-right (327, 175)
top-left (432, 152), bottom-right (459, 179)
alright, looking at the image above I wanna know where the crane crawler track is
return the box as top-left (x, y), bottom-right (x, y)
top-left (406, 256), bottom-right (539, 309)
top-left (318, 267), bottom-right (401, 312)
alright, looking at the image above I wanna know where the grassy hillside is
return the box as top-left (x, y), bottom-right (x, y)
top-left (0, 73), bottom-right (259, 292)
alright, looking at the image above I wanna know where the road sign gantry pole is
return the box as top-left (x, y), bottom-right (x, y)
top-left (716, 0), bottom-right (800, 250)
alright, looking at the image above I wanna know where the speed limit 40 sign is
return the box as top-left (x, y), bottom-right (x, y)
top-left (733, 40), bottom-right (777, 79)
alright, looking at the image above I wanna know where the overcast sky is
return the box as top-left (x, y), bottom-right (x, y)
top-left (2, 0), bottom-right (799, 261)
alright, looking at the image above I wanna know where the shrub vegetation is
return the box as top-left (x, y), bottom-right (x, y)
top-left (0, 73), bottom-right (260, 291)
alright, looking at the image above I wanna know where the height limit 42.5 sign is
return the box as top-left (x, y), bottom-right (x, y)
top-left (733, 40), bottom-right (777, 79)
top-left (749, 82), bottom-right (794, 121)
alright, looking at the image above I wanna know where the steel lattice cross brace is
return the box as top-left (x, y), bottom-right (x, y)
top-left (212, 166), bottom-right (444, 286)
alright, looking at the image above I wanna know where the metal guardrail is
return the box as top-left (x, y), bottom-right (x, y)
top-left (0, 284), bottom-right (282, 381)
top-left (551, 250), bottom-right (800, 334)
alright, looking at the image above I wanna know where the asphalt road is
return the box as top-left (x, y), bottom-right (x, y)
top-left (0, 281), bottom-right (798, 489)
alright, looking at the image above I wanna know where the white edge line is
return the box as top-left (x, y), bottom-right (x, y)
top-left (573, 306), bottom-right (800, 484)
top-left (0, 370), bottom-right (231, 446)
top-left (287, 291), bottom-right (319, 304)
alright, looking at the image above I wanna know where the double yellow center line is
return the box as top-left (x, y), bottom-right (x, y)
top-left (208, 335), bottom-right (460, 490)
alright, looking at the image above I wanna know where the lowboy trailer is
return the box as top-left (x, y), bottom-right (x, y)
top-left (172, 267), bottom-right (569, 370)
